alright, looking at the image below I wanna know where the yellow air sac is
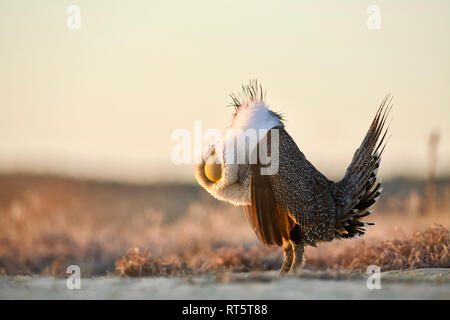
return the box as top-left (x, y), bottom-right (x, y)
top-left (204, 157), bottom-right (222, 182)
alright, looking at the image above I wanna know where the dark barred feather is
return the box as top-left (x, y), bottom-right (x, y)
top-left (334, 95), bottom-right (392, 239)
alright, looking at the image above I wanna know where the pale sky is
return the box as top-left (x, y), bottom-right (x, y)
top-left (1, 0), bottom-right (449, 183)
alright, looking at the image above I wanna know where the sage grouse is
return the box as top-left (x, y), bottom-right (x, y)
top-left (194, 81), bottom-right (391, 273)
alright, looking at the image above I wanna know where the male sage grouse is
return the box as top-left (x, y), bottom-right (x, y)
top-left (194, 81), bottom-right (391, 273)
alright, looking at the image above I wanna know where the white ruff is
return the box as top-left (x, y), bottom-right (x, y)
top-left (230, 101), bottom-right (282, 132)
top-left (194, 100), bottom-right (282, 206)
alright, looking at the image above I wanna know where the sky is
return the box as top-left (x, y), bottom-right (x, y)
top-left (0, 0), bottom-right (449, 183)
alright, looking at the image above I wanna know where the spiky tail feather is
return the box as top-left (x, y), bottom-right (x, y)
top-left (333, 95), bottom-right (392, 239)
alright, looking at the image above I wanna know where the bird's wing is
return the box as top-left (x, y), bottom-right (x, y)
top-left (243, 162), bottom-right (294, 247)
top-left (243, 127), bottom-right (335, 246)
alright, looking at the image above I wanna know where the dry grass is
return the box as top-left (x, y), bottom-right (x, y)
top-left (0, 174), bottom-right (449, 277)
top-left (312, 224), bottom-right (449, 270)
top-left (115, 225), bottom-right (449, 277)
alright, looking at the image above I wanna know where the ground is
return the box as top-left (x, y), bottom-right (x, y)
top-left (1, 269), bottom-right (449, 299)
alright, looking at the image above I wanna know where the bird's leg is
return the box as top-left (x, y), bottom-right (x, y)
top-left (289, 241), bottom-right (305, 274)
top-left (280, 241), bottom-right (293, 274)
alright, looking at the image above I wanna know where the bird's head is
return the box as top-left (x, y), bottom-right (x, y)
top-left (194, 81), bottom-right (283, 205)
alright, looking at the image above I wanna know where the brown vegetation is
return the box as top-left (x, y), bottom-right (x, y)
top-left (0, 174), bottom-right (449, 277)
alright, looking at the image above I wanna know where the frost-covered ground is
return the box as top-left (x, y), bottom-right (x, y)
top-left (1, 269), bottom-right (448, 300)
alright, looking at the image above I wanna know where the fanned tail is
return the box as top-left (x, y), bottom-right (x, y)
top-left (333, 95), bottom-right (392, 239)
